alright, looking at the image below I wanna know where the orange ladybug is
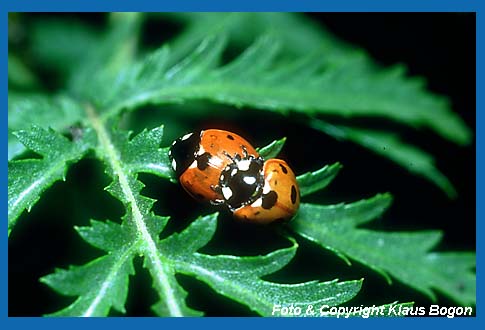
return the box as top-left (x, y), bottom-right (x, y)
top-left (169, 129), bottom-right (260, 202)
top-left (215, 157), bottom-right (300, 224)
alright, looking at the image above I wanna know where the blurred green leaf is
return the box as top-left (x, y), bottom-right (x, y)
top-left (310, 119), bottom-right (457, 197)
top-left (8, 93), bottom-right (85, 159)
top-left (155, 14), bottom-right (472, 196)
top-left (67, 13), bottom-right (144, 102)
top-left (91, 33), bottom-right (470, 149)
top-left (161, 13), bottom-right (352, 62)
top-left (31, 18), bottom-right (102, 77)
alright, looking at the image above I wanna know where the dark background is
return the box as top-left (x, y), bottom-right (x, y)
top-left (8, 13), bottom-right (475, 316)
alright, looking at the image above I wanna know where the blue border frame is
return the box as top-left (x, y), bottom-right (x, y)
top-left (0, 0), bottom-right (482, 12)
top-left (3, 0), bottom-right (482, 328)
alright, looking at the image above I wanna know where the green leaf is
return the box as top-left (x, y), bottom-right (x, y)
top-left (68, 13), bottom-right (144, 102)
top-left (8, 93), bottom-right (85, 159)
top-left (289, 194), bottom-right (476, 306)
top-left (120, 126), bottom-right (173, 181)
top-left (297, 162), bottom-right (342, 197)
top-left (40, 221), bottom-right (138, 316)
top-left (310, 119), bottom-right (457, 197)
top-left (257, 137), bottom-right (286, 159)
top-left (8, 126), bottom-right (93, 236)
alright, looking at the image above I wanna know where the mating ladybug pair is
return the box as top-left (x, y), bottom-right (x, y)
top-left (169, 129), bottom-right (300, 224)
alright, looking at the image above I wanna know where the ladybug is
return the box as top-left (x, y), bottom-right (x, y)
top-left (214, 156), bottom-right (300, 224)
top-left (169, 129), bottom-right (260, 202)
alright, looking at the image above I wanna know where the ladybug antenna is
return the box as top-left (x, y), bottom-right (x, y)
top-left (223, 151), bottom-right (235, 161)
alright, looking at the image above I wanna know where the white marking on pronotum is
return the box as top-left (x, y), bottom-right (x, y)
top-left (251, 198), bottom-right (263, 207)
top-left (197, 145), bottom-right (206, 156)
top-left (210, 156), bottom-right (223, 167)
top-left (222, 186), bottom-right (233, 199)
top-left (263, 181), bottom-right (271, 194)
top-left (171, 159), bottom-right (177, 171)
top-left (231, 168), bottom-right (238, 176)
top-left (237, 159), bottom-right (251, 171)
top-left (181, 133), bottom-right (193, 141)
top-left (243, 176), bottom-right (256, 185)
top-left (189, 160), bottom-right (197, 169)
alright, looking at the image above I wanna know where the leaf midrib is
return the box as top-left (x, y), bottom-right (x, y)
top-left (82, 240), bottom-right (140, 316)
top-left (85, 104), bottom-right (184, 316)
top-left (101, 81), bottom-right (440, 124)
top-left (176, 256), bottom-right (345, 315)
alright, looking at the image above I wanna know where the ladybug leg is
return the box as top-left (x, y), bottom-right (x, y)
top-left (223, 151), bottom-right (235, 161)
top-left (211, 184), bottom-right (222, 194)
top-left (241, 145), bottom-right (249, 158)
top-left (223, 150), bottom-right (242, 162)
top-left (209, 199), bottom-right (225, 206)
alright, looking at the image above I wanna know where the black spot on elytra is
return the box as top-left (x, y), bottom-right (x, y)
top-left (195, 193), bottom-right (205, 200)
top-left (279, 164), bottom-right (288, 174)
top-left (291, 185), bottom-right (297, 204)
top-left (227, 134), bottom-right (235, 140)
top-left (291, 185), bottom-right (296, 204)
top-left (197, 152), bottom-right (211, 170)
top-left (262, 191), bottom-right (278, 209)
top-left (254, 211), bottom-right (261, 216)
top-left (274, 180), bottom-right (278, 186)
top-left (273, 217), bottom-right (286, 223)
